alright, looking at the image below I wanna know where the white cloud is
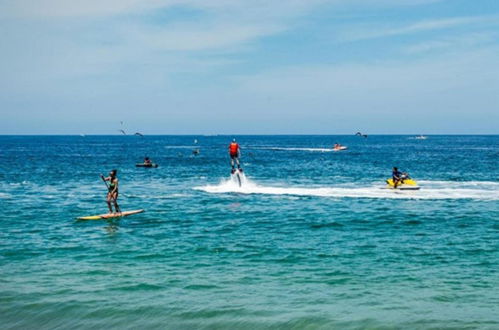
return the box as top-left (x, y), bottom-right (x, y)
top-left (337, 16), bottom-right (499, 42)
top-left (227, 47), bottom-right (499, 131)
top-left (404, 32), bottom-right (498, 54)
top-left (121, 20), bottom-right (284, 52)
top-left (0, 0), bottom-right (178, 18)
top-left (1, 0), bottom-right (498, 133)
top-left (0, 0), bottom-right (328, 19)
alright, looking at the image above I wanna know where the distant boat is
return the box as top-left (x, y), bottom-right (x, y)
top-left (415, 135), bottom-right (428, 140)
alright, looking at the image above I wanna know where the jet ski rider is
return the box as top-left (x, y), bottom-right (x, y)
top-left (392, 167), bottom-right (408, 188)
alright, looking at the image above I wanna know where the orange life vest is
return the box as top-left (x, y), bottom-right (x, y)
top-left (229, 143), bottom-right (239, 155)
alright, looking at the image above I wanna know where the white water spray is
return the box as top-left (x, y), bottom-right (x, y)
top-left (195, 178), bottom-right (499, 200)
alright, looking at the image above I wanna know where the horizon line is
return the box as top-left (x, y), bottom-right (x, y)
top-left (1, 134), bottom-right (498, 137)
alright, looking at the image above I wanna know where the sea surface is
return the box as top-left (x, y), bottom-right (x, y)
top-left (0, 135), bottom-right (498, 329)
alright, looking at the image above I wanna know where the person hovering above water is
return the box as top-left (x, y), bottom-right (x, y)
top-left (228, 138), bottom-right (242, 173)
top-left (392, 167), bottom-right (408, 188)
top-left (101, 169), bottom-right (120, 214)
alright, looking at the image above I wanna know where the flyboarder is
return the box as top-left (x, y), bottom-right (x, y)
top-left (228, 138), bottom-right (242, 174)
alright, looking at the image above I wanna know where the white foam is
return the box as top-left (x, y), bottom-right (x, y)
top-left (257, 147), bottom-right (334, 152)
top-left (195, 178), bottom-right (499, 200)
top-left (164, 145), bottom-right (198, 149)
top-left (0, 192), bottom-right (12, 199)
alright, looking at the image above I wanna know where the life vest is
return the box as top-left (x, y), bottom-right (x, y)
top-left (229, 143), bottom-right (239, 155)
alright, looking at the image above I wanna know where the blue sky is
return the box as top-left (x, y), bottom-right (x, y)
top-left (1, 0), bottom-right (498, 134)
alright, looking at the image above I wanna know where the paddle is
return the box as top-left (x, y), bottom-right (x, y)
top-left (100, 174), bottom-right (110, 190)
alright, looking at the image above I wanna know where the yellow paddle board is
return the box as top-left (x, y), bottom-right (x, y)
top-left (77, 209), bottom-right (144, 220)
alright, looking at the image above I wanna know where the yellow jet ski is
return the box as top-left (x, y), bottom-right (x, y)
top-left (386, 178), bottom-right (420, 190)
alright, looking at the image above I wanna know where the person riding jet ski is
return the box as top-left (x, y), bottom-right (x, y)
top-left (386, 167), bottom-right (420, 190)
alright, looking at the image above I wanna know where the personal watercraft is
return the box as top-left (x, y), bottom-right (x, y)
top-left (386, 178), bottom-right (420, 190)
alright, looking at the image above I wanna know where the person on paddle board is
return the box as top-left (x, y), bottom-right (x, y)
top-left (144, 157), bottom-right (152, 165)
top-left (101, 169), bottom-right (120, 214)
top-left (228, 138), bottom-right (242, 173)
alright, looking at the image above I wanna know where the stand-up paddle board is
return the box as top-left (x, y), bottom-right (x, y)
top-left (77, 209), bottom-right (144, 220)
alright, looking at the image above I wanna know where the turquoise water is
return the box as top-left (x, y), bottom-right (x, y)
top-left (1, 135), bottom-right (498, 329)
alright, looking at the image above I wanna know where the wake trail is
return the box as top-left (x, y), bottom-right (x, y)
top-left (194, 178), bottom-right (499, 200)
top-left (256, 147), bottom-right (334, 153)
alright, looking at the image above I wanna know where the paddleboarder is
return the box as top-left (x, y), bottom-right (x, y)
top-left (101, 169), bottom-right (120, 214)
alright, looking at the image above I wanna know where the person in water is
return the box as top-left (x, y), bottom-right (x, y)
top-left (392, 167), bottom-right (408, 188)
top-left (101, 169), bottom-right (120, 214)
top-left (228, 138), bottom-right (242, 173)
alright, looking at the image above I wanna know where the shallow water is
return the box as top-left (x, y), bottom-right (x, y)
top-left (1, 135), bottom-right (498, 329)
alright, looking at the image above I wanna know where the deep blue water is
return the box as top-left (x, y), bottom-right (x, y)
top-left (0, 135), bottom-right (498, 329)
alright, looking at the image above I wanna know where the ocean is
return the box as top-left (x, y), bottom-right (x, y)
top-left (0, 135), bottom-right (498, 329)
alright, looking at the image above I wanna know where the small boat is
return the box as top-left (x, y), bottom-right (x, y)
top-left (415, 135), bottom-right (427, 140)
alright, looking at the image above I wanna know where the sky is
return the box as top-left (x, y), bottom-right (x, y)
top-left (0, 0), bottom-right (498, 134)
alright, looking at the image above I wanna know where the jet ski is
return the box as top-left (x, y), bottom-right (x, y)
top-left (333, 143), bottom-right (348, 151)
top-left (386, 178), bottom-right (420, 190)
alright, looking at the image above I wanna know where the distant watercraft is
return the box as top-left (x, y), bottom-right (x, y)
top-left (415, 135), bottom-right (427, 140)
